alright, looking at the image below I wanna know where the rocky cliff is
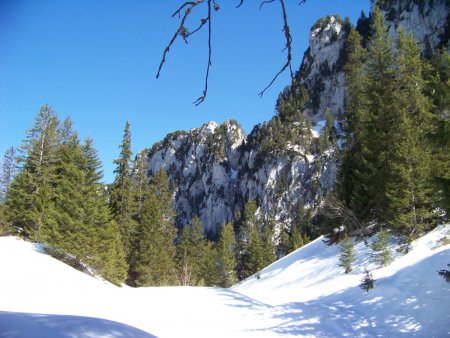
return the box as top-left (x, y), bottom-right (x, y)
top-left (141, 0), bottom-right (449, 239)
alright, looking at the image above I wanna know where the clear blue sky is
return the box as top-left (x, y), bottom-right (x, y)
top-left (1, 0), bottom-right (369, 183)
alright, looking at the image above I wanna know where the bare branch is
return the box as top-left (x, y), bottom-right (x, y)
top-left (194, 0), bottom-right (213, 105)
top-left (258, 0), bottom-right (294, 97)
top-left (156, 1), bottom-right (205, 79)
top-left (259, 0), bottom-right (275, 10)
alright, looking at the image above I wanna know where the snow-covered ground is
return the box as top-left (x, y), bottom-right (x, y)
top-left (1, 224), bottom-right (449, 337)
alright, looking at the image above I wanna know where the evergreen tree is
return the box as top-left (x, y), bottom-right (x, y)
top-left (80, 137), bottom-right (127, 284)
top-left (370, 229), bottom-right (392, 267)
top-left (216, 222), bottom-right (238, 287)
top-left (0, 147), bottom-right (17, 203)
top-left (360, 269), bottom-right (375, 292)
top-left (383, 29), bottom-right (435, 235)
top-left (110, 121), bottom-right (136, 260)
top-left (236, 200), bottom-right (257, 279)
top-left (134, 194), bottom-right (176, 286)
top-left (338, 236), bottom-right (354, 274)
top-left (261, 219), bottom-right (276, 268)
top-left (438, 264), bottom-right (450, 283)
top-left (337, 27), bottom-right (368, 219)
top-left (4, 104), bottom-right (60, 240)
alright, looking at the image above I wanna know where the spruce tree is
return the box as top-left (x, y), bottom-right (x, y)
top-left (384, 29), bottom-right (435, 235)
top-left (338, 236), bottom-right (354, 274)
top-left (4, 105), bottom-right (60, 240)
top-left (81, 137), bottom-right (127, 284)
top-left (0, 147), bottom-right (17, 203)
top-left (134, 194), bottom-right (176, 286)
top-left (337, 27), bottom-right (369, 221)
top-left (360, 269), bottom-right (375, 292)
top-left (236, 200), bottom-right (257, 279)
top-left (370, 229), bottom-right (392, 267)
top-left (110, 121), bottom-right (136, 260)
top-left (216, 222), bottom-right (238, 287)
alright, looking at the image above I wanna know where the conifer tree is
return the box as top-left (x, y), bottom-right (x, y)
top-left (0, 147), bottom-right (17, 203)
top-left (338, 236), bottom-right (354, 274)
top-left (110, 121), bottom-right (136, 260)
top-left (4, 105), bottom-right (60, 240)
top-left (176, 216), bottom-right (210, 285)
top-left (360, 269), bottom-right (375, 292)
top-left (80, 137), bottom-right (127, 284)
top-left (261, 219), bottom-right (276, 268)
top-left (370, 229), bottom-right (392, 267)
top-left (216, 222), bottom-right (238, 287)
top-left (134, 194), bottom-right (176, 286)
top-left (383, 29), bottom-right (435, 235)
top-left (337, 27), bottom-right (368, 219)
top-left (236, 200), bottom-right (257, 279)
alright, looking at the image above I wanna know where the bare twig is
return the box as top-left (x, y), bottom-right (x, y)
top-left (258, 0), bottom-right (294, 97)
top-left (156, 1), bottom-right (205, 79)
top-left (193, 0), bottom-right (213, 105)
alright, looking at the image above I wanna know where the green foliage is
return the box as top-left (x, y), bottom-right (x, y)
top-left (338, 236), bottom-right (354, 274)
top-left (133, 194), bottom-right (176, 286)
top-left (110, 121), bottom-right (136, 260)
top-left (176, 216), bottom-right (213, 286)
top-left (3, 108), bottom-right (127, 284)
top-left (370, 230), bottom-right (392, 267)
top-left (338, 10), bottom-right (441, 235)
top-left (438, 264), bottom-right (450, 283)
top-left (216, 222), bottom-right (238, 287)
top-left (360, 269), bottom-right (375, 292)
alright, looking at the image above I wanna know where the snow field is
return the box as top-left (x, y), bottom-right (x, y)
top-left (1, 224), bottom-right (449, 337)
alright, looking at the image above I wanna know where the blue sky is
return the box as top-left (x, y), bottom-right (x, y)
top-left (1, 0), bottom-right (369, 183)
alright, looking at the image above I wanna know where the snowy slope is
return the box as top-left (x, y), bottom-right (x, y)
top-left (1, 224), bottom-right (450, 337)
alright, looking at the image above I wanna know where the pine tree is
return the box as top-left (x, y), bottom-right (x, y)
top-left (216, 222), bottom-right (238, 287)
top-left (4, 105), bottom-right (60, 240)
top-left (134, 194), bottom-right (176, 286)
top-left (110, 121), bottom-right (136, 260)
top-left (438, 264), bottom-right (450, 283)
top-left (176, 216), bottom-right (209, 285)
top-left (80, 137), bottom-right (127, 284)
top-left (360, 269), bottom-right (375, 292)
top-left (261, 219), bottom-right (276, 268)
top-left (338, 236), bottom-right (354, 274)
top-left (370, 229), bottom-right (392, 267)
top-left (337, 27), bottom-right (369, 220)
top-left (383, 29), bottom-right (435, 235)
top-left (0, 147), bottom-right (17, 203)
top-left (236, 200), bottom-right (257, 279)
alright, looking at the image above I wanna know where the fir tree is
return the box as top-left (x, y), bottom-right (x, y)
top-left (216, 222), bottom-right (238, 287)
top-left (338, 236), bottom-right (354, 274)
top-left (360, 269), bottom-right (375, 292)
top-left (134, 194), bottom-right (176, 286)
top-left (110, 121), bottom-right (136, 260)
top-left (370, 229), bottom-right (392, 267)
top-left (0, 147), bottom-right (17, 203)
top-left (383, 29), bottom-right (435, 235)
top-left (438, 264), bottom-right (450, 283)
top-left (176, 216), bottom-right (210, 286)
top-left (236, 200), bottom-right (257, 279)
top-left (4, 105), bottom-right (60, 240)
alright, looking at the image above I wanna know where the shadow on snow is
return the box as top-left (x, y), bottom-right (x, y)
top-left (0, 311), bottom-right (156, 338)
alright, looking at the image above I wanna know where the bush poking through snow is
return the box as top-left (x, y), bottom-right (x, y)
top-left (438, 264), bottom-right (450, 283)
top-left (360, 269), bottom-right (375, 292)
top-left (370, 230), bottom-right (392, 267)
top-left (338, 236), bottom-right (354, 274)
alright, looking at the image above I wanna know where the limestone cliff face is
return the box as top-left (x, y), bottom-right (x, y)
top-left (141, 0), bottom-right (449, 238)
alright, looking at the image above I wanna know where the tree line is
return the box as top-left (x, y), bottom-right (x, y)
top-left (0, 112), bottom-right (308, 286)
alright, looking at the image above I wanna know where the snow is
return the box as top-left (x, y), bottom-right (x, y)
top-left (1, 224), bottom-right (449, 337)
top-left (311, 120), bottom-right (326, 138)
